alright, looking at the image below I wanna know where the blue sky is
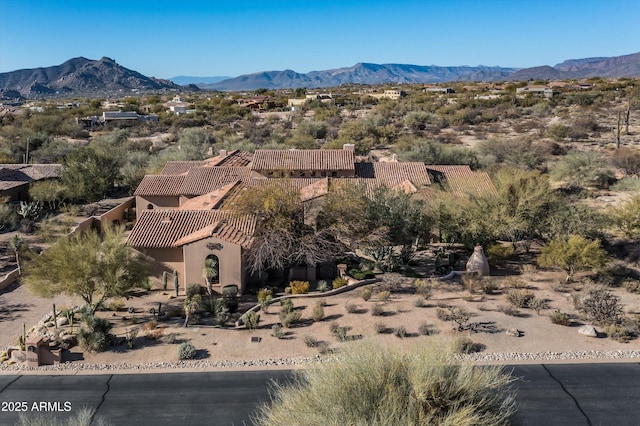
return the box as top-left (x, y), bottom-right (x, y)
top-left (1, 0), bottom-right (639, 79)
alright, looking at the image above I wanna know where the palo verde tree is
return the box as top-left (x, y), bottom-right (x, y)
top-left (233, 181), bottom-right (342, 277)
top-left (537, 235), bottom-right (608, 282)
top-left (61, 146), bottom-right (121, 203)
top-left (23, 225), bottom-right (149, 313)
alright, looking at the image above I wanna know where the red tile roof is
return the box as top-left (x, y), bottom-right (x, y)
top-left (128, 210), bottom-right (255, 249)
top-left (215, 150), bottom-right (253, 167)
top-left (354, 162), bottom-right (431, 186)
top-left (159, 151), bottom-right (253, 175)
top-left (160, 161), bottom-right (210, 175)
top-left (426, 165), bottom-right (496, 196)
top-left (251, 149), bottom-right (355, 172)
top-left (134, 175), bottom-right (186, 196)
top-left (178, 182), bottom-right (239, 210)
top-left (179, 167), bottom-right (258, 196)
top-left (0, 164), bottom-right (61, 191)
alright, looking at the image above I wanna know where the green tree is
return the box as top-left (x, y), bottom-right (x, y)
top-left (29, 180), bottom-right (67, 211)
top-left (183, 294), bottom-right (202, 327)
top-left (550, 151), bottom-right (615, 190)
top-left (538, 235), bottom-right (608, 282)
top-left (254, 340), bottom-right (515, 426)
top-left (23, 226), bottom-right (149, 313)
top-left (608, 195), bottom-right (640, 239)
top-left (61, 147), bottom-right (121, 202)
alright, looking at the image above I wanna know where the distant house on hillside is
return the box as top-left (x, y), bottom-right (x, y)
top-left (370, 90), bottom-right (406, 100)
top-left (76, 111), bottom-right (158, 128)
top-left (516, 85), bottom-right (558, 98)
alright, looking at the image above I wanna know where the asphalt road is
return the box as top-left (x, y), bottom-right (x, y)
top-left (1, 363), bottom-right (639, 425)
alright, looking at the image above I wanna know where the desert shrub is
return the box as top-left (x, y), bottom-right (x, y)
top-left (394, 326), bottom-right (408, 338)
top-left (376, 290), bottom-right (391, 302)
top-left (413, 297), bottom-right (425, 308)
top-left (312, 302), bottom-right (325, 322)
top-left (77, 315), bottom-right (113, 353)
top-left (178, 342), bottom-right (197, 360)
top-left (280, 311), bottom-right (302, 328)
top-left (0, 201), bottom-right (17, 232)
top-left (331, 325), bottom-right (349, 342)
top-left (280, 298), bottom-right (294, 311)
top-left (317, 298), bottom-right (327, 307)
top-left (186, 283), bottom-right (202, 298)
top-left (418, 322), bottom-right (431, 336)
top-left (16, 407), bottom-right (111, 426)
top-left (146, 328), bottom-right (164, 341)
top-left (374, 322), bottom-right (387, 334)
top-left (447, 306), bottom-right (470, 331)
top-left (349, 268), bottom-right (367, 280)
top-left (414, 279), bottom-right (432, 299)
top-left (271, 324), bottom-right (284, 338)
top-left (204, 297), bottom-right (230, 325)
top-left (345, 302), bottom-right (358, 314)
top-left (451, 336), bottom-right (483, 354)
top-left (481, 279), bottom-right (499, 295)
top-left (578, 287), bottom-right (623, 325)
top-left (529, 297), bottom-right (550, 315)
top-left (257, 288), bottom-right (273, 303)
top-left (126, 327), bottom-right (139, 349)
top-left (360, 286), bottom-right (373, 301)
top-left (304, 335), bottom-right (319, 348)
top-left (253, 341), bottom-right (516, 426)
top-left (623, 279), bottom-right (640, 294)
top-left (487, 243), bottom-right (515, 268)
top-left (316, 280), bottom-right (329, 292)
top-left (222, 293), bottom-right (239, 314)
top-left (332, 277), bottom-right (348, 289)
top-left (108, 299), bottom-right (125, 312)
top-left (143, 319), bottom-right (158, 331)
top-left (550, 310), bottom-right (572, 326)
top-left (165, 333), bottom-right (178, 344)
top-left (290, 280), bottom-right (310, 295)
top-left (520, 264), bottom-right (538, 276)
top-left (371, 304), bottom-right (384, 316)
top-left (603, 322), bottom-right (636, 343)
top-left (284, 287), bottom-right (291, 294)
top-left (436, 308), bottom-right (450, 322)
top-left (461, 274), bottom-right (480, 294)
top-left (243, 311), bottom-right (260, 330)
top-left (497, 304), bottom-right (520, 317)
top-left (506, 289), bottom-right (535, 308)
top-left (546, 122), bottom-right (570, 141)
top-left (504, 277), bottom-right (527, 289)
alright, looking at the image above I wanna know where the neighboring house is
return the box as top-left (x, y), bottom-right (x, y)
top-left (127, 146), bottom-right (496, 293)
top-left (76, 111), bottom-right (158, 128)
top-left (0, 164), bottom-right (61, 201)
top-left (423, 87), bottom-right (455, 94)
top-left (370, 90), bottom-right (407, 100)
top-left (515, 85), bottom-right (559, 98)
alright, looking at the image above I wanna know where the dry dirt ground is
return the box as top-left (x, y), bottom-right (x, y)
top-left (4, 267), bottom-right (638, 371)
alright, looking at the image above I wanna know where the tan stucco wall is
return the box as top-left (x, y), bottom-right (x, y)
top-left (182, 237), bottom-right (246, 293)
top-left (135, 195), bottom-right (181, 216)
top-left (142, 247), bottom-right (183, 279)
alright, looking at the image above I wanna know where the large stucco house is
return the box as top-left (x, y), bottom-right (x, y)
top-left (127, 145), bottom-right (495, 294)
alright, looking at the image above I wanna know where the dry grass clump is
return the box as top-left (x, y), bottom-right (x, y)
top-left (253, 340), bottom-right (516, 426)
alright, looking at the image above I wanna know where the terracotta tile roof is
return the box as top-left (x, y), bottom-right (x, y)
top-left (160, 151), bottom-right (253, 175)
top-left (179, 167), bottom-right (258, 196)
top-left (178, 182), bottom-right (239, 210)
top-left (354, 162), bottom-right (431, 186)
top-left (133, 175), bottom-right (186, 196)
top-left (426, 165), bottom-right (496, 196)
top-left (215, 150), bottom-right (253, 167)
top-left (251, 149), bottom-right (355, 172)
top-left (128, 210), bottom-right (255, 249)
top-left (0, 164), bottom-right (62, 191)
top-left (160, 161), bottom-right (210, 175)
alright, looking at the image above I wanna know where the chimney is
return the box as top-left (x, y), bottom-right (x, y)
top-left (219, 149), bottom-right (227, 158)
top-left (343, 143), bottom-right (355, 151)
top-left (391, 154), bottom-right (398, 162)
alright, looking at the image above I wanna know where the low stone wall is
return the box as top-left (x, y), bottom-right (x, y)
top-left (0, 268), bottom-right (20, 291)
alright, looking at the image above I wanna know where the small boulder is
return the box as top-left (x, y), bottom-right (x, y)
top-left (578, 325), bottom-right (598, 337)
top-left (505, 328), bottom-right (520, 337)
top-left (11, 350), bottom-right (26, 363)
top-left (56, 317), bottom-right (69, 327)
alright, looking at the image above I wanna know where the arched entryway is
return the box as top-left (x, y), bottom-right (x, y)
top-left (203, 255), bottom-right (220, 292)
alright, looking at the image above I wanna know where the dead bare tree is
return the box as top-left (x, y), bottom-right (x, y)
top-left (616, 110), bottom-right (622, 150)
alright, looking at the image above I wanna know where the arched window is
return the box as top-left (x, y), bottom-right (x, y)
top-left (147, 204), bottom-right (154, 210)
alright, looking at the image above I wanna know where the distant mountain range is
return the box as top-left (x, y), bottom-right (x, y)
top-left (0, 57), bottom-right (181, 98)
top-left (170, 76), bottom-right (232, 85)
top-left (1, 52), bottom-right (639, 97)
top-left (193, 51), bottom-right (640, 90)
